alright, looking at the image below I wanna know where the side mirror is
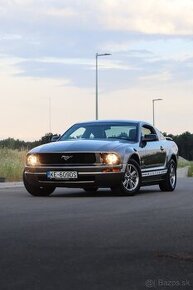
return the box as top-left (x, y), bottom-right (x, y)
top-left (141, 134), bottom-right (158, 142)
top-left (51, 134), bottom-right (61, 142)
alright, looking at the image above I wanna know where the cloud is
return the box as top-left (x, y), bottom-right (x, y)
top-left (0, 33), bottom-right (22, 40)
top-left (139, 71), bottom-right (172, 82)
top-left (35, 56), bottom-right (133, 71)
top-left (1, 0), bottom-right (193, 36)
top-left (45, 7), bottom-right (78, 17)
top-left (99, 0), bottom-right (193, 35)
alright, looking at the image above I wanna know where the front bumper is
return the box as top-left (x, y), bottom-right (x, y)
top-left (24, 165), bottom-right (124, 188)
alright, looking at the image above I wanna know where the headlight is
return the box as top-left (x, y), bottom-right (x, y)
top-left (27, 154), bottom-right (39, 166)
top-left (101, 153), bottom-right (120, 165)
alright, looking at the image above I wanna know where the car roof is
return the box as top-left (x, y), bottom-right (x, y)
top-left (73, 120), bottom-right (153, 127)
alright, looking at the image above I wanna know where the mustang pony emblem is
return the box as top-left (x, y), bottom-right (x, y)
top-left (61, 155), bottom-right (73, 161)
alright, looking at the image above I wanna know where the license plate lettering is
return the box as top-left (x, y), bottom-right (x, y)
top-left (47, 171), bottom-right (78, 180)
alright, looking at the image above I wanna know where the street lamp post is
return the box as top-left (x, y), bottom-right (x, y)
top-left (49, 96), bottom-right (52, 133)
top-left (152, 98), bottom-right (163, 126)
top-left (96, 53), bottom-right (111, 120)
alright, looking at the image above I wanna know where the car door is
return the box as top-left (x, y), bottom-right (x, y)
top-left (139, 124), bottom-right (167, 169)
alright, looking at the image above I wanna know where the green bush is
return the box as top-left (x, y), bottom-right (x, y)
top-left (178, 157), bottom-right (193, 177)
top-left (178, 158), bottom-right (190, 168)
top-left (188, 163), bottom-right (193, 177)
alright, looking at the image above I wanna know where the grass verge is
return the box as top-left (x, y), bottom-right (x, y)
top-left (0, 148), bottom-right (27, 182)
top-left (188, 163), bottom-right (193, 177)
top-left (178, 157), bottom-right (193, 177)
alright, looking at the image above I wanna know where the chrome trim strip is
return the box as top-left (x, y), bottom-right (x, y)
top-left (25, 171), bottom-right (121, 176)
top-left (78, 171), bottom-right (121, 175)
top-left (25, 172), bottom-right (46, 175)
top-left (141, 166), bottom-right (166, 172)
top-left (25, 165), bottom-right (122, 170)
top-left (142, 169), bottom-right (167, 177)
top-left (39, 181), bottom-right (95, 184)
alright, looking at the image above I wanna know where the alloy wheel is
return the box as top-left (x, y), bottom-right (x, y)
top-left (169, 163), bottom-right (176, 188)
top-left (123, 163), bottom-right (139, 192)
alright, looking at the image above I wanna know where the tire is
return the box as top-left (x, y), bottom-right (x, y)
top-left (117, 159), bottom-right (141, 196)
top-left (159, 160), bottom-right (177, 192)
top-left (23, 172), bottom-right (55, 196)
top-left (83, 187), bottom-right (98, 192)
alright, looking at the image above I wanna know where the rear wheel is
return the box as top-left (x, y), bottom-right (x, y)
top-left (159, 160), bottom-right (177, 192)
top-left (23, 172), bottom-right (55, 196)
top-left (116, 159), bottom-right (141, 196)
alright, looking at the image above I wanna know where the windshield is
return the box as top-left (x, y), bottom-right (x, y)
top-left (60, 122), bottom-right (139, 142)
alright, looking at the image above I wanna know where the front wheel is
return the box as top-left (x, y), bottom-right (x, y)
top-left (159, 160), bottom-right (177, 192)
top-left (23, 172), bottom-right (55, 196)
top-left (117, 159), bottom-right (141, 196)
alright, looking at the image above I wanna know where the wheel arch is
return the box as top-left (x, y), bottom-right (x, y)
top-left (169, 154), bottom-right (177, 166)
top-left (128, 153), bottom-right (140, 166)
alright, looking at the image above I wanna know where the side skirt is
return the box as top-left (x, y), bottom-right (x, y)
top-left (141, 169), bottom-right (167, 186)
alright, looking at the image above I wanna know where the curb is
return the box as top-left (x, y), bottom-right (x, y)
top-left (0, 182), bottom-right (23, 189)
top-left (177, 166), bottom-right (189, 178)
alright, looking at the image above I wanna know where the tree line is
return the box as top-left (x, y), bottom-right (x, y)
top-left (165, 132), bottom-right (193, 161)
top-left (0, 133), bottom-right (54, 151)
top-left (0, 131), bottom-right (193, 161)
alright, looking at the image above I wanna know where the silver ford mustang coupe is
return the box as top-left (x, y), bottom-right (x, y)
top-left (23, 120), bottom-right (178, 196)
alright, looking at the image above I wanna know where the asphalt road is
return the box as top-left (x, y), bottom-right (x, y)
top-left (0, 179), bottom-right (193, 290)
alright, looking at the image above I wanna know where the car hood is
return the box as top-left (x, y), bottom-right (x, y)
top-left (29, 139), bottom-right (135, 154)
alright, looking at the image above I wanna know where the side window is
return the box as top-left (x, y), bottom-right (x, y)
top-left (141, 125), bottom-right (158, 139)
top-left (141, 127), bottom-right (151, 137)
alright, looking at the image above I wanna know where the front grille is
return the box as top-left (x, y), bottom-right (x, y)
top-left (38, 153), bottom-right (96, 165)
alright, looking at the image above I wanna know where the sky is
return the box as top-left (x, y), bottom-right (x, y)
top-left (0, 0), bottom-right (193, 141)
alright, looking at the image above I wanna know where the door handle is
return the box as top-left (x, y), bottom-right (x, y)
top-left (160, 146), bottom-right (164, 151)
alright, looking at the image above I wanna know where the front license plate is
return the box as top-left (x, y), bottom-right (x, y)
top-left (47, 171), bottom-right (78, 180)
